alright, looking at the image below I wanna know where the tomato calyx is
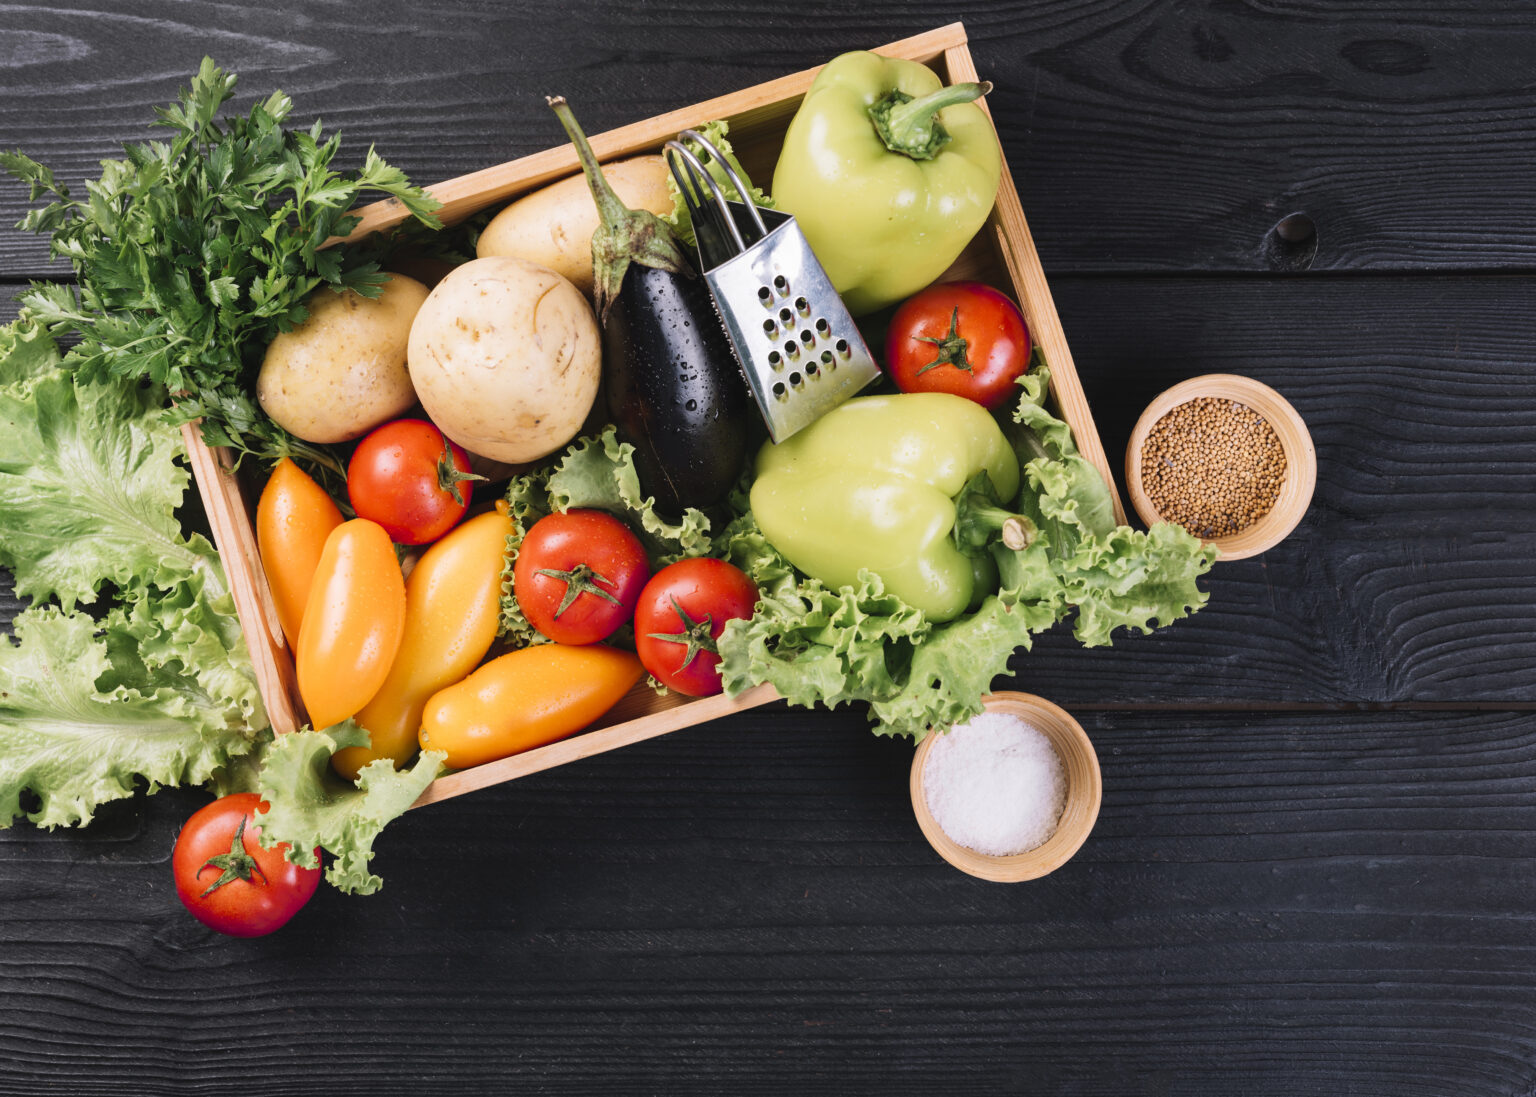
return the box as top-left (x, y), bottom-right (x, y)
top-left (196, 815), bottom-right (269, 898)
top-left (915, 307), bottom-right (973, 375)
top-left (436, 437), bottom-right (486, 507)
top-left (645, 596), bottom-right (718, 671)
top-left (536, 562), bottom-right (624, 618)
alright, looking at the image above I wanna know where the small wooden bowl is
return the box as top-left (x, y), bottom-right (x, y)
top-left (1124, 374), bottom-right (1316, 562)
top-left (909, 691), bottom-right (1102, 882)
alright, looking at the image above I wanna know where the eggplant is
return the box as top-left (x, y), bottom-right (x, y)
top-left (602, 264), bottom-right (749, 516)
top-left (548, 96), bottom-right (749, 516)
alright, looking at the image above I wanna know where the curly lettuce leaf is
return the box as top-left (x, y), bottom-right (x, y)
top-left (1058, 522), bottom-right (1214, 646)
top-left (0, 605), bottom-right (261, 827)
top-left (0, 319), bottom-right (265, 826)
top-left (1008, 373), bottom-right (1215, 644)
top-left (0, 315), bottom-right (61, 387)
top-left (255, 721), bottom-right (444, 895)
top-left (661, 119), bottom-right (775, 248)
top-left (1009, 365), bottom-right (1117, 548)
top-left (719, 532), bottom-right (931, 712)
top-left (101, 568), bottom-right (264, 725)
top-left (868, 583), bottom-right (1064, 735)
top-left (0, 352), bottom-right (219, 610)
top-left (500, 426), bottom-right (716, 642)
top-left (720, 516), bottom-right (1063, 737)
top-left (719, 366), bottom-right (1215, 738)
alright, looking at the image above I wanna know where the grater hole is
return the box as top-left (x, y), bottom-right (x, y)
top-left (815, 317), bottom-right (831, 335)
top-left (789, 371), bottom-right (803, 387)
top-left (774, 275), bottom-right (789, 295)
top-left (806, 361), bottom-right (819, 377)
top-left (762, 319), bottom-right (777, 336)
top-left (794, 296), bottom-right (810, 314)
top-left (772, 381), bottom-right (787, 399)
top-left (784, 340), bottom-right (799, 358)
top-left (820, 350), bottom-right (835, 368)
top-left (768, 350), bottom-right (782, 368)
top-left (757, 286), bottom-right (772, 305)
top-left (800, 329), bottom-right (814, 345)
top-left (835, 338), bottom-right (850, 358)
top-left (778, 307), bottom-right (792, 324)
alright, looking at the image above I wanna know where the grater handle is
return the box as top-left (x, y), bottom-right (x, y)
top-left (664, 140), bottom-right (750, 258)
top-left (674, 129), bottom-right (769, 239)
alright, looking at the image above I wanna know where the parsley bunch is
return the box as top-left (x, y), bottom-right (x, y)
top-left (1, 57), bottom-right (442, 484)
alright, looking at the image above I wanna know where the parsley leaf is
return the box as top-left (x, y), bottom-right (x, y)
top-left (1, 57), bottom-right (441, 484)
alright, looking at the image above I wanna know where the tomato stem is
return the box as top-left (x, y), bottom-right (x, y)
top-left (196, 814), bottom-right (269, 898)
top-left (536, 562), bottom-right (623, 618)
top-left (645, 596), bottom-right (718, 671)
top-left (436, 437), bottom-right (486, 507)
top-left (915, 307), bottom-right (973, 375)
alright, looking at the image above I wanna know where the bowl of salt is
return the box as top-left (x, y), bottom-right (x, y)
top-left (910, 691), bottom-right (1102, 882)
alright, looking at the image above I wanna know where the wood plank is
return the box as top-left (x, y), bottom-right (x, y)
top-left (6, 274), bottom-right (1536, 707)
top-left (6, 3), bottom-right (1536, 276)
top-left (3, 707), bottom-right (1536, 1094)
top-left (1003, 272), bottom-right (1536, 705)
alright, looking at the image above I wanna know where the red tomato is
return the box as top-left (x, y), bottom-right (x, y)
top-left (633, 558), bottom-right (758, 697)
top-left (514, 510), bottom-right (651, 645)
top-left (171, 793), bottom-right (321, 938)
top-left (348, 419), bottom-right (485, 544)
top-left (884, 281), bottom-right (1032, 410)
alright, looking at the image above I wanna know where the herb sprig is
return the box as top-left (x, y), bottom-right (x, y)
top-left (1, 57), bottom-right (442, 485)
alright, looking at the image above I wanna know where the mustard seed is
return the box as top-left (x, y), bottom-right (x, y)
top-left (1140, 397), bottom-right (1286, 539)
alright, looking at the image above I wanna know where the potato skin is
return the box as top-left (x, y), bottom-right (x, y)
top-left (476, 156), bottom-right (672, 296)
top-left (257, 274), bottom-right (428, 444)
top-left (406, 256), bottom-right (601, 463)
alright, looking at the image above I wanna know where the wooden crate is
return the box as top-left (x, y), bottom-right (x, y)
top-left (184, 21), bottom-right (1125, 809)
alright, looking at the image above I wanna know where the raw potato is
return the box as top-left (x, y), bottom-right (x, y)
top-left (257, 274), bottom-right (428, 444)
top-left (407, 256), bottom-right (601, 463)
top-left (477, 156), bottom-right (672, 296)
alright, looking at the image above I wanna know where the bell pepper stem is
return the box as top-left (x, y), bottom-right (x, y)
top-left (546, 96), bottom-right (691, 322)
top-left (952, 475), bottom-right (1036, 554)
top-left (870, 81), bottom-right (994, 160)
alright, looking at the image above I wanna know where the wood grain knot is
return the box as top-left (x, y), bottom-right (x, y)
top-left (1263, 213), bottom-right (1317, 272)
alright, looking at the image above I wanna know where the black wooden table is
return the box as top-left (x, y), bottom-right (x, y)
top-left (4, 3), bottom-right (1534, 1094)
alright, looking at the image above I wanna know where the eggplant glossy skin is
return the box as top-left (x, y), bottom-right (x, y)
top-left (603, 264), bottom-right (750, 516)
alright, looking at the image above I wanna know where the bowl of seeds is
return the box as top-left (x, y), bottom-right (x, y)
top-left (1125, 374), bottom-right (1315, 561)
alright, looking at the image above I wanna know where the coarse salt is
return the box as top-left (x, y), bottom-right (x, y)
top-left (923, 711), bottom-right (1066, 856)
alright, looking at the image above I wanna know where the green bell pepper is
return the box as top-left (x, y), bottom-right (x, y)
top-left (749, 392), bottom-right (1028, 623)
top-left (771, 51), bottom-right (1003, 316)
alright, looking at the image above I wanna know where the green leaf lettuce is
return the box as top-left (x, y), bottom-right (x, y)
top-left (0, 600), bottom-right (261, 828)
top-left (254, 722), bottom-right (445, 895)
top-left (0, 320), bottom-right (264, 827)
top-left (0, 337), bottom-right (220, 611)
